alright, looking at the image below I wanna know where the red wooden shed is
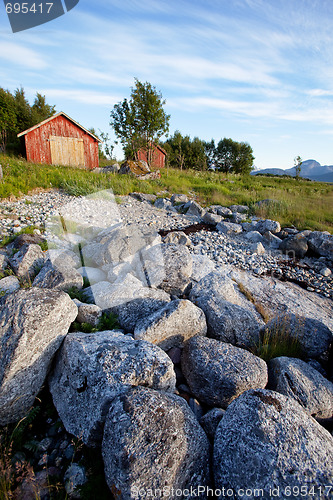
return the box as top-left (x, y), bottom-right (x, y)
top-left (17, 112), bottom-right (101, 170)
top-left (137, 144), bottom-right (166, 169)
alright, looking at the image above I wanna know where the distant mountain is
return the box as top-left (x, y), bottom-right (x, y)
top-left (252, 160), bottom-right (333, 182)
top-left (253, 168), bottom-right (288, 176)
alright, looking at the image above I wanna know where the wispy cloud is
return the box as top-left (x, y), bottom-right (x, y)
top-left (0, 41), bottom-right (47, 69)
top-left (41, 89), bottom-right (120, 106)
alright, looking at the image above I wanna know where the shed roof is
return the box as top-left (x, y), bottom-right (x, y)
top-left (17, 111), bottom-right (102, 142)
top-left (138, 143), bottom-right (167, 155)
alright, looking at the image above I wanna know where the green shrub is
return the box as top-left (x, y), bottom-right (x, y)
top-left (70, 312), bottom-right (120, 333)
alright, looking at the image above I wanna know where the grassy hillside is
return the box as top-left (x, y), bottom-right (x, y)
top-left (0, 154), bottom-right (332, 233)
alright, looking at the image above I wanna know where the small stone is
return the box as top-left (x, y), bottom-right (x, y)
top-left (320, 267), bottom-right (332, 277)
top-left (200, 408), bottom-right (225, 440)
top-left (0, 275), bottom-right (20, 295)
top-left (250, 242), bottom-right (265, 255)
top-left (167, 347), bottom-right (182, 365)
top-left (163, 231), bottom-right (191, 246)
top-left (64, 463), bottom-right (87, 498)
top-left (38, 437), bottom-right (53, 452)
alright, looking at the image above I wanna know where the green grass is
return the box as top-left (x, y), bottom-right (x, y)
top-left (1, 154), bottom-right (332, 233)
top-left (252, 316), bottom-right (304, 362)
top-left (70, 312), bottom-right (120, 334)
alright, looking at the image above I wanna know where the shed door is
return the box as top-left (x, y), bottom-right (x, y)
top-left (49, 136), bottom-right (85, 167)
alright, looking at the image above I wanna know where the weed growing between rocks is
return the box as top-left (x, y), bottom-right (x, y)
top-left (70, 312), bottom-right (120, 334)
top-left (0, 269), bottom-right (14, 280)
top-left (0, 388), bottom-right (110, 499)
top-left (252, 316), bottom-right (304, 362)
top-left (0, 406), bottom-right (43, 499)
top-left (66, 286), bottom-right (93, 303)
top-left (235, 281), bottom-right (271, 323)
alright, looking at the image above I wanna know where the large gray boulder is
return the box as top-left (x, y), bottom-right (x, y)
top-left (9, 243), bottom-right (45, 278)
top-left (183, 200), bottom-right (205, 217)
top-left (49, 331), bottom-right (176, 446)
top-left (190, 254), bottom-right (215, 282)
top-left (33, 260), bottom-right (84, 292)
top-left (229, 204), bottom-right (249, 213)
top-left (134, 299), bottom-right (207, 350)
top-left (263, 230), bottom-right (283, 249)
top-left (163, 231), bottom-right (191, 246)
top-left (154, 197), bottom-right (174, 211)
top-left (84, 276), bottom-right (171, 331)
top-left (0, 288), bottom-right (77, 425)
top-left (262, 313), bottom-right (333, 359)
top-left (158, 243), bottom-right (193, 295)
top-left (48, 249), bottom-right (81, 269)
top-left (171, 193), bottom-right (189, 204)
top-left (202, 212), bottom-right (223, 225)
top-left (88, 225), bottom-right (161, 268)
top-left (113, 293), bottom-right (171, 332)
top-left (181, 336), bottom-right (267, 408)
top-left (209, 205), bottom-right (232, 217)
top-left (229, 267), bottom-right (333, 332)
top-left (268, 357), bottom-right (333, 419)
top-left (214, 389), bottom-right (333, 499)
top-left (244, 230), bottom-right (264, 243)
top-left (279, 234), bottom-right (308, 259)
top-left (256, 219), bottom-right (281, 234)
top-left (307, 231), bottom-right (333, 259)
top-left (77, 266), bottom-right (106, 284)
top-left (102, 387), bottom-right (210, 499)
top-left (189, 272), bottom-right (264, 348)
top-left (216, 221), bottom-right (242, 235)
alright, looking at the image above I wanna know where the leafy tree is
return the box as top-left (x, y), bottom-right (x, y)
top-left (294, 155), bottom-right (302, 180)
top-left (110, 79), bottom-right (170, 167)
top-left (216, 138), bottom-right (236, 173)
top-left (204, 139), bottom-right (216, 169)
top-left (31, 93), bottom-right (56, 124)
top-left (14, 87), bottom-right (32, 133)
top-left (163, 131), bottom-right (207, 170)
top-left (164, 130), bottom-right (186, 170)
top-left (211, 137), bottom-right (254, 174)
top-left (98, 130), bottom-right (115, 160)
top-left (0, 88), bottom-right (17, 153)
top-left (0, 87), bottom-right (55, 154)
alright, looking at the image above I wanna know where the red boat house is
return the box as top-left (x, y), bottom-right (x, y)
top-left (17, 112), bottom-right (101, 170)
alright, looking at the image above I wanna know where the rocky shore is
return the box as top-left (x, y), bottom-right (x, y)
top-left (1, 190), bottom-right (332, 298)
top-left (0, 189), bottom-right (332, 499)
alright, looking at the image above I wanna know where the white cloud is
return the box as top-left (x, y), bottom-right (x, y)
top-left (307, 89), bottom-right (333, 97)
top-left (0, 41), bottom-right (47, 69)
top-left (41, 89), bottom-right (120, 106)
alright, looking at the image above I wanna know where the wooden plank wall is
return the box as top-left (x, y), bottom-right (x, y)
top-left (24, 115), bottom-right (99, 169)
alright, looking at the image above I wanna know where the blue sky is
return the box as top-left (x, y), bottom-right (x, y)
top-left (1, 0), bottom-right (333, 168)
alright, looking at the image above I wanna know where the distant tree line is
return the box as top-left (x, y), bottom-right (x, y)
top-left (161, 133), bottom-right (254, 174)
top-left (162, 131), bottom-right (207, 171)
top-left (0, 86), bottom-right (55, 154)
